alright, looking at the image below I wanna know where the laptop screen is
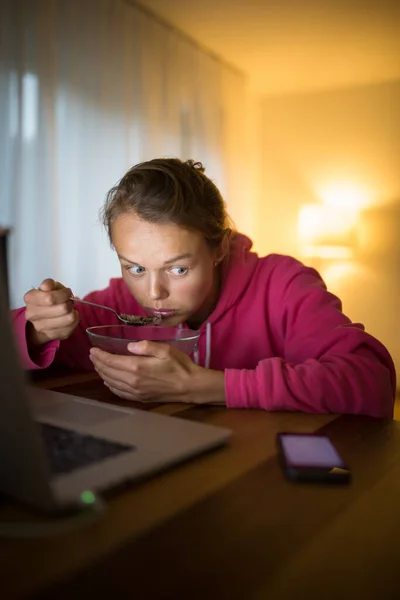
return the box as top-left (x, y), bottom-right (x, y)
top-left (0, 228), bottom-right (10, 305)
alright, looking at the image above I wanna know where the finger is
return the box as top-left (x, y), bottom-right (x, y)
top-left (127, 340), bottom-right (173, 359)
top-left (89, 348), bottom-right (149, 374)
top-left (30, 311), bottom-right (79, 334)
top-left (39, 279), bottom-right (70, 291)
top-left (25, 300), bottom-right (75, 321)
top-left (92, 360), bottom-right (138, 387)
top-left (106, 384), bottom-right (154, 403)
top-left (106, 386), bottom-right (140, 402)
top-left (24, 286), bottom-right (72, 307)
top-left (39, 278), bottom-right (57, 291)
top-left (100, 374), bottom-right (135, 395)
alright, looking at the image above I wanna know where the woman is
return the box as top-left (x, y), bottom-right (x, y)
top-left (12, 158), bottom-right (396, 417)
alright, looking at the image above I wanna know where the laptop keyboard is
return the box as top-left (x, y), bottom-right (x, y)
top-left (39, 422), bottom-right (135, 476)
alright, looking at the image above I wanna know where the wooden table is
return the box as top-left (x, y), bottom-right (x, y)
top-left (2, 368), bottom-right (400, 600)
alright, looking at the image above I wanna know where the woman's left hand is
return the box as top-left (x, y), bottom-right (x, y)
top-left (89, 341), bottom-right (202, 403)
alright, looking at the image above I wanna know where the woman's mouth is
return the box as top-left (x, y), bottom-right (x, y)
top-left (146, 309), bottom-right (177, 319)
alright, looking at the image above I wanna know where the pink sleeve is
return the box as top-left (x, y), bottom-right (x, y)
top-left (10, 283), bottom-right (125, 372)
top-left (225, 262), bottom-right (396, 419)
top-left (11, 307), bottom-right (60, 370)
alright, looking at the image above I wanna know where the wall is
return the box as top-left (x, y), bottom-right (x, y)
top-left (257, 80), bottom-right (400, 377)
top-left (0, 0), bottom-right (250, 305)
top-left (220, 76), bottom-right (260, 240)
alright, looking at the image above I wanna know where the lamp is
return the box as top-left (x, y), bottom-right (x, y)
top-left (298, 204), bottom-right (358, 260)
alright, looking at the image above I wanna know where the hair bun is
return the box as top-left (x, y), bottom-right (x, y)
top-left (185, 159), bottom-right (205, 174)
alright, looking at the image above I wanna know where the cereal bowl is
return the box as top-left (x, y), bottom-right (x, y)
top-left (86, 325), bottom-right (200, 356)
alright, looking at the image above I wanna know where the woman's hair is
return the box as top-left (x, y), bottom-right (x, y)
top-left (101, 158), bottom-right (233, 247)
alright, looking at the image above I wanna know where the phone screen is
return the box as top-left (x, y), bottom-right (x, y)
top-left (277, 433), bottom-right (351, 483)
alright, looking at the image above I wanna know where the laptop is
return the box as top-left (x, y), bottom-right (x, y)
top-left (0, 249), bottom-right (232, 513)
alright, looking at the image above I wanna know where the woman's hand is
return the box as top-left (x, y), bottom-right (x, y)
top-left (89, 341), bottom-right (226, 405)
top-left (24, 279), bottom-right (79, 346)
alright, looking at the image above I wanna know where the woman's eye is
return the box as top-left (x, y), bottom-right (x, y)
top-left (170, 266), bottom-right (188, 276)
top-left (128, 265), bottom-right (145, 275)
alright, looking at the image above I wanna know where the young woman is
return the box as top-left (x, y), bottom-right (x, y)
top-left (12, 158), bottom-right (396, 417)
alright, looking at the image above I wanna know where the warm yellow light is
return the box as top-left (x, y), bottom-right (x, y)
top-left (301, 245), bottom-right (354, 259)
top-left (298, 204), bottom-right (359, 259)
top-left (318, 183), bottom-right (370, 211)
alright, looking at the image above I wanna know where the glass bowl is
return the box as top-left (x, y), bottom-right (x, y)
top-left (86, 325), bottom-right (200, 356)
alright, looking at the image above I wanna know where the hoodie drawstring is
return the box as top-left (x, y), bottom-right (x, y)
top-left (205, 322), bottom-right (211, 369)
top-left (193, 344), bottom-right (199, 365)
top-left (192, 322), bottom-right (211, 368)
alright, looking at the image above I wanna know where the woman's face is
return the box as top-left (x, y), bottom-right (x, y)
top-left (111, 212), bottom-right (223, 328)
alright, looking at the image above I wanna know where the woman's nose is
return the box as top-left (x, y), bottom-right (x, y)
top-left (148, 276), bottom-right (169, 301)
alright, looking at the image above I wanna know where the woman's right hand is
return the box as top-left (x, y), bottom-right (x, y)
top-left (24, 279), bottom-right (79, 346)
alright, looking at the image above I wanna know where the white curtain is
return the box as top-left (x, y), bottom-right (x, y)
top-left (0, 0), bottom-right (247, 307)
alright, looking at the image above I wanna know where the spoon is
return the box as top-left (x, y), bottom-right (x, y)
top-left (70, 297), bottom-right (161, 326)
top-left (31, 285), bottom-right (160, 326)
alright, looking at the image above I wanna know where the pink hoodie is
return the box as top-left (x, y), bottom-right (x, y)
top-left (12, 234), bottom-right (396, 418)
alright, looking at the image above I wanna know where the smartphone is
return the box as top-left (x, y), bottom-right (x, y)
top-left (277, 432), bottom-right (351, 484)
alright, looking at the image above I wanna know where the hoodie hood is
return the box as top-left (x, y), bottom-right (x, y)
top-left (192, 233), bottom-right (259, 368)
top-left (206, 233), bottom-right (259, 326)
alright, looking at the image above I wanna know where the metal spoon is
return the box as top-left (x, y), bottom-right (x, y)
top-left (70, 297), bottom-right (161, 326)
